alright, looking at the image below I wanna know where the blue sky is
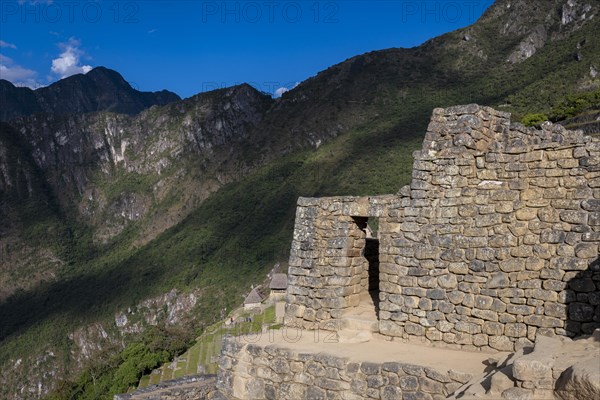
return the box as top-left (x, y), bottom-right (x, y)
top-left (0, 0), bottom-right (493, 98)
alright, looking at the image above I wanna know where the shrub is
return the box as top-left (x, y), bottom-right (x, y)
top-left (522, 113), bottom-right (549, 126)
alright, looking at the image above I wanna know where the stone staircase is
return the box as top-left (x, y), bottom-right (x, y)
top-left (337, 292), bottom-right (379, 343)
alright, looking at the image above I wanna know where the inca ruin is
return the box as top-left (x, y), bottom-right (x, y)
top-left (214, 105), bottom-right (600, 400)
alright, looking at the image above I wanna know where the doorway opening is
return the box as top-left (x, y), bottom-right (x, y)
top-left (349, 216), bottom-right (380, 317)
top-left (364, 217), bottom-right (380, 313)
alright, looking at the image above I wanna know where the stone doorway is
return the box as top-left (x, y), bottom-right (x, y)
top-left (339, 217), bottom-right (380, 339)
top-left (364, 221), bottom-right (380, 313)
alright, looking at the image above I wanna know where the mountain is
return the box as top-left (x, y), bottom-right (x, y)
top-left (241, 0), bottom-right (599, 161)
top-left (0, 0), bottom-right (598, 398)
top-left (0, 67), bottom-right (181, 121)
top-left (0, 83), bottom-right (273, 302)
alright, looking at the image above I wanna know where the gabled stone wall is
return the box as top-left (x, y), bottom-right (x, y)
top-left (285, 195), bottom-right (394, 331)
top-left (284, 105), bottom-right (600, 352)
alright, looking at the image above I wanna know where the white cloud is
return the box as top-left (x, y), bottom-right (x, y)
top-left (0, 53), bottom-right (42, 88)
top-left (274, 82), bottom-right (300, 98)
top-left (274, 87), bottom-right (289, 97)
top-left (51, 38), bottom-right (93, 79)
top-left (0, 41), bottom-right (17, 49)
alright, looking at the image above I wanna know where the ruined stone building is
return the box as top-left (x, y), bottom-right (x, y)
top-left (215, 105), bottom-right (600, 400)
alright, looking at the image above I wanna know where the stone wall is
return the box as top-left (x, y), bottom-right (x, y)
top-left (285, 195), bottom-right (394, 331)
top-left (285, 105), bottom-right (600, 352)
top-left (114, 375), bottom-right (216, 400)
top-left (216, 336), bottom-right (472, 400)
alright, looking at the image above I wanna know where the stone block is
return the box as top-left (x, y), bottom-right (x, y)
top-left (437, 274), bottom-right (458, 289)
top-left (474, 295), bottom-right (494, 310)
top-left (366, 375), bottom-right (385, 389)
top-left (486, 272), bottom-right (510, 288)
top-left (543, 302), bottom-right (567, 318)
top-left (419, 298), bottom-right (433, 311)
top-left (472, 309), bottom-right (499, 321)
top-left (405, 322), bottom-right (426, 336)
top-left (402, 393), bottom-right (433, 400)
top-left (516, 208), bottom-right (537, 220)
top-left (489, 336), bottom-right (514, 351)
top-left (551, 257), bottom-right (587, 271)
top-left (381, 385), bottom-right (403, 400)
top-left (473, 333), bottom-right (489, 347)
top-left (403, 365), bottom-right (425, 377)
top-left (540, 231), bottom-right (566, 244)
top-left (574, 243), bottom-right (598, 259)
top-left (505, 323), bottom-right (527, 337)
top-left (379, 321), bottom-right (404, 337)
top-left (525, 257), bottom-right (545, 271)
top-left (568, 303), bottom-right (595, 322)
top-left (523, 315), bottom-right (563, 328)
top-left (507, 305), bottom-right (534, 315)
top-left (315, 377), bottom-right (350, 391)
top-left (417, 276), bottom-right (438, 288)
top-left (483, 321), bottom-right (504, 336)
top-left (500, 259), bottom-right (525, 272)
top-left (488, 366), bottom-right (515, 396)
top-left (448, 369), bottom-right (473, 384)
top-left (582, 199), bottom-right (600, 211)
top-left (560, 210), bottom-right (587, 224)
top-left (427, 289), bottom-right (446, 300)
top-left (419, 377), bottom-right (444, 394)
top-left (555, 358), bottom-right (600, 400)
top-left (449, 263), bottom-right (469, 274)
top-left (350, 379), bottom-right (367, 398)
top-left (306, 386), bottom-right (327, 400)
top-left (244, 378), bottom-right (266, 400)
top-left (513, 357), bottom-right (553, 381)
top-left (360, 362), bottom-right (381, 375)
top-left (525, 288), bottom-right (558, 302)
top-left (280, 383), bottom-right (306, 399)
top-left (501, 387), bottom-right (533, 400)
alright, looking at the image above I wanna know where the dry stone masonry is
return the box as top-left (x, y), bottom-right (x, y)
top-left (215, 105), bottom-right (599, 399)
top-left (216, 336), bottom-right (471, 400)
top-left (285, 104), bottom-right (599, 351)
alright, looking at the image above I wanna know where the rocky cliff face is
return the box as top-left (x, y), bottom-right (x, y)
top-left (5, 84), bottom-right (274, 247)
top-left (0, 83), bottom-right (276, 306)
top-left (0, 122), bottom-right (67, 300)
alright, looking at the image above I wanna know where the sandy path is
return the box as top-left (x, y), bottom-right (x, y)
top-left (237, 330), bottom-right (501, 374)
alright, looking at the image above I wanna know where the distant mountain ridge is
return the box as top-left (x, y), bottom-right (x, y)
top-left (0, 67), bottom-right (181, 121)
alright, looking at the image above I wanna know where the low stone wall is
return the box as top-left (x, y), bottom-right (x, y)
top-left (284, 105), bottom-right (600, 352)
top-left (216, 336), bottom-right (473, 400)
top-left (114, 374), bottom-right (216, 400)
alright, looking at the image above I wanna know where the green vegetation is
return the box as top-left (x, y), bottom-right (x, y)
top-left (549, 89), bottom-right (600, 122)
top-left (46, 326), bottom-right (194, 400)
top-left (521, 88), bottom-right (600, 128)
top-left (44, 305), bottom-right (276, 399)
top-left (522, 113), bottom-right (550, 127)
top-left (139, 305), bottom-right (277, 385)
